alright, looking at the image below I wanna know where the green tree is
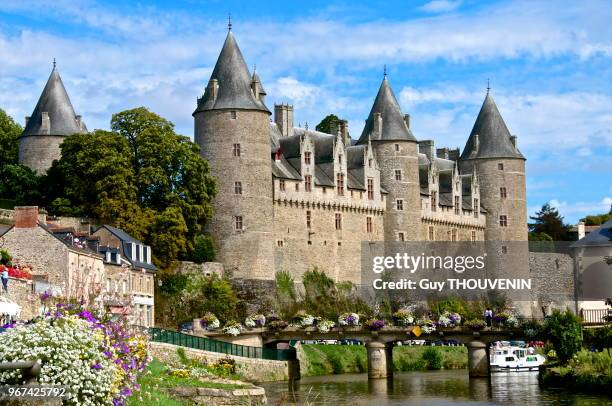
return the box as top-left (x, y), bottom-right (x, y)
top-left (315, 114), bottom-right (340, 134)
top-left (529, 203), bottom-right (571, 241)
top-left (542, 309), bottom-right (583, 362)
top-left (182, 274), bottom-right (238, 323)
top-left (581, 212), bottom-right (612, 226)
top-left (189, 235), bottom-right (215, 263)
top-left (0, 108), bottom-right (21, 165)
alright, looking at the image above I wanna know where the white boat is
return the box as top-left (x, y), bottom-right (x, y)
top-left (489, 342), bottom-right (545, 372)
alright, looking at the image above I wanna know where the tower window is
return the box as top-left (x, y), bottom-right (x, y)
top-left (277, 240), bottom-right (284, 247)
top-left (234, 181), bottom-right (242, 195)
top-left (338, 154), bottom-right (342, 164)
top-left (428, 226), bottom-right (434, 241)
top-left (279, 180), bottom-right (286, 191)
top-left (295, 182), bottom-right (300, 191)
top-left (232, 143), bottom-right (241, 157)
top-left (367, 178), bottom-right (374, 200)
top-left (395, 169), bottom-right (402, 181)
top-left (230, 111), bottom-right (237, 119)
top-left (498, 163), bottom-right (504, 170)
top-left (471, 230), bottom-right (477, 241)
top-left (368, 159), bottom-right (372, 168)
top-left (322, 187), bottom-right (326, 194)
top-left (431, 191), bottom-right (437, 212)
top-left (451, 228), bottom-right (457, 242)
top-left (234, 216), bottom-right (243, 231)
top-left (454, 195), bottom-right (460, 215)
top-left (366, 217), bottom-right (373, 233)
top-left (501, 245), bottom-right (508, 254)
top-left (398, 232), bottom-right (405, 242)
top-left (335, 213), bottom-right (342, 230)
top-left (306, 210), bottom-right (312, 229)
top-left (305, 175), bottom-right (312, 192)
top-left (473, 198), bottom-right (479, 218)
top-left (395, 144), bottom-right (400, 152)
top-left (396, 199), bottom-right (404, 211)
top-left (304, 151), bottom-right (312, 165)
top-left (499, 215), bottom-right (508, 227)
top-left (500, 187), bottom-right (507, 198)
top-left (336, 173), bottom-right (344, 195)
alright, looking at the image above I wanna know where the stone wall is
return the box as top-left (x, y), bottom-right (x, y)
top-left (3, 277), bottom-right (40, 320)
top-left (149, 342), bottom-right (291, 382)
top-left (529, 251), bottom-right (575, 316)
top-left (18, 135), bottom-right (65, 175)
top-left (168, 386), bottom-right (267, 406)
top-left (179, 261), bottom-right (224, 277)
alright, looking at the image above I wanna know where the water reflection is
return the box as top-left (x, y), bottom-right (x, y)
top-left (262, 371), bottom-right (612, 406)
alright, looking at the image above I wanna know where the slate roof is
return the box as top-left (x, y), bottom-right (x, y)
top-left (571, 219), bottom-right (612, 248)
top-left (460, 93), bottom-right (524, 160)
top-left (22, 66), bottom-right (86, 137)
top-left (357, 76), bottom-right (415, 144)
top-left (195, 31), bottom-right (269, 114)
top-left (95, 225), bottom-right (157, 271)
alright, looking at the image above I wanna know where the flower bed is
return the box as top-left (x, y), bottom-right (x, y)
top-left (244, 314), bottom-right (266, 328)
top-left (0, 265), bottom-right (32, 280)
top-left (199, 312), bottom-right (220, 330)
top-left (222, 321), bottom-right (242, 336)
top-left (393, 309), bottom-right (414, 326)
top-left (338, 312), bottom-right (360, 327)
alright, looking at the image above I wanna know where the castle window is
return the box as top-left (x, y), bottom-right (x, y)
top-left (338, 154), bottom-right (342, 164)
top-left (473, 198), bottom-right (479, 218)
top-left (499, 215), bottom-right (508, 227)
top-left (396, 199), bottom-right (404, 211)
top-left (368, 159), bottom-right (372, 168)
top-left (234, 216), bottom-right (243, 231)
top-left (232, 143), bottom-right (241, 157)
top-left (454, 196), bottom-right (460, 215)
top-left (295, 182), bottom-right (300, 191)
top-left (451, 228), bottom-right (457, 242)
top-left (279, 180), bottom-right (286, 191)
top-left (500, 187), bottom-right (507, 199)
top-left (395, 170), bottom-right (402, 181)
top-left (234, 181), bottom-right (242, 195)
top-left (471, 230), bottom-right (477, 241)
top-left (322, 187), bottom-right (326, 194)
top-left (304, 151), bottom-right (312, 165)
top-left (498, 163), bottom-right (504, 170)
top-left (366, 217), bottom-right (373, 233)
top-left (305, 175), bottom-right (312, 192)
top-left (277, 240), bottom-right (284, 247)
top-left (306, 211), bottom-right (312, 229)
top-left (398, 232), bottom-right (405, 242)
top-left (431, 191), bottom-right (437, 212)
top-left (395, 144), bottom-right (400, 152)
top-left (501, 245), bottom-right (508, 254)
top-left (367, 178), bottom-right (374, 200)
top-left (308, 240), bottom-right (312, 245)
top-left (428, 226), bottom-right (435, 241)
top-left (335, 213), bottom-right (342, 230)
top-left (336, 173), bottom-right (344, 195)
top-left (230, 111), bottom-right (237, 119)
top-left (338, 242), bottom-right (342, 246)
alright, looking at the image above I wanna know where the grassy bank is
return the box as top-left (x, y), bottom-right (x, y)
top-left (300, 344), bottom-right (467, 376)
top-left (127, 358), bottom-right (251, 406)
top-left (539, 349), bottom-right (612, 394)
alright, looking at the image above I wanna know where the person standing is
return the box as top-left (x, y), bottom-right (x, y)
top-left (484, 307), bottom-right (493, 327)
top-left (1, 268), bottom-right (8, 293)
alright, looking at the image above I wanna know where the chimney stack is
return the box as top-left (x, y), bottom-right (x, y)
top-left (41, 112), bottom-right (50, 134)
top-left (207, 79), bottom-right (218, 101)
top-left (510, 135), bottom-right (517, 148)
top-left (274, 104), bottom-right (294, 137)
top-left (436, 147), bottom-right (449, 160)
top-left (404, 114), bottom-right (411, 129)
top-left (473, 134), bottom-right (480, 153)
top-left (14, 206), bottom-right (39, 228)
top-left (418, 140), bottom-right (435, 160)
top-left (373, 112), bottom-right (382, 139)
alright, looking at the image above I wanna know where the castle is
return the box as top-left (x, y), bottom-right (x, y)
top-left (18, 29), bottom-right (528, 285)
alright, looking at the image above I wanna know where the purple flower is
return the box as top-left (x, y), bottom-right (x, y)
top-left (120, 387), bottom-right (132, 396)
top-left (91, 363), bottom-right (102, 370)
top-left (78, 310), bottom-right (97, 323)
top-left (40, 291), bottom-right (52, 302)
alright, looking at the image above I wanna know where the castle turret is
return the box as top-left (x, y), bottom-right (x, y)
top-left (193, 29), bottom-right (274, 279)
top-left (19, 62), bottom-right (87, 174)
top-left (459, 92), bottom-right (527, 242)
top-left (357, 75), bottom-right (421, 241)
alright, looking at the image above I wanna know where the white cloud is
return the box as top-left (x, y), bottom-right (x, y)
top-left (532, 196), bottom-right (612, 221)
top-left (420, 0), bottom-right (463, 13)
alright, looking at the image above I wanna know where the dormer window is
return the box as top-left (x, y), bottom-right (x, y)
top-left (304, 151), bottom-right (312, 165)
top-left (395, 144), bottom-right (400, 152)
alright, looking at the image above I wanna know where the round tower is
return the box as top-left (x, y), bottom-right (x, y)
top-left (193, 29), bottom-right (274, 279)
top-left (458, 92), bottom-right (527, 242)
top-left (19, 63), bottom-right (87, 175)
top-left (356, 75), bottom-right (421, 241)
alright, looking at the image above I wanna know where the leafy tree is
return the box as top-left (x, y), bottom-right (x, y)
top-left (183, 274), bottom-right (238, 323)
top-left (45, 108), bottom-right (216, 269)
top-left (315, 114), bottom-right (340, 134)
top-left (581, 212), bottom-right (612, 226)
top-left (529, 203), bottom-right (571, 241)
top-left (542, 309), bottom-right (583, 362)
top-left (189, 235), bottom-right (215, 263)
top-left (0, 164), bottom-right (41, 205)
top-left (0, 108), bottom-right (21, 166)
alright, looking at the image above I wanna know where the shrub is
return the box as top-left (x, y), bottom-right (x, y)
top-left (422, 347), bottom-right (443, 370)
top-left (189, 235), bottom-right (215, 263)
top-left (0, 248), bottom-right (11, 265)
top-left (465, 319), bottom-right (486, 330)
top-left (542, 309), bottom-right (583, 362)
top-left (365, 319), bottom-right (386, 330)
top-left (222, 321), bottom-right (242, 336)
top-left (199, 312), bottom-right (220, 330)
top-left (392, 308), bottom-right (414, 326)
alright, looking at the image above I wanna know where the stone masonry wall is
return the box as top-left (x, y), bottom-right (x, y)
top-left (529, 251), bottom-right (575, 316)
top-left (2, 277), bottom-right (40, 320)
top-left (149, 342), bottom-right (290, 382)
top-left (18, 135), bottom-right (65, 175)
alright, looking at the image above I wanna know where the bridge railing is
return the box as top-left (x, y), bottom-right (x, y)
top-left (580, 309), bottom-right (611, 326)
top-left (148, 327), bottom-right (296, 361)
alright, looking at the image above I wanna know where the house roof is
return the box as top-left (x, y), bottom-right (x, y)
top-left (194, 31), bottom-right (269, 114)
top-left (95, 225), bottom-right (157, 271)
top-left (21, 66), bottom-right (86, 138)
top-left (357, 76), bottom-right (415, 144)
top-left (571, 219), bottom-right (612, 248)
top-left (460, 93), bottom-right (524, 160)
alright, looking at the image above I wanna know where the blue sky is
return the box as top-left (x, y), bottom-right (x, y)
top-left (0, 0), bottom-right (610, 223)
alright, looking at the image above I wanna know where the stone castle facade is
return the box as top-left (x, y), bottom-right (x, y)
top-left (18, 29), bottom-right (528, 285)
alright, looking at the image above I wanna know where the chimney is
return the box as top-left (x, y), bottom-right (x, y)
top-left (373, 112), bottom-right (382, 139)
top-left (14, 206), bottom-right (39, 228)
top-left (330, 119), bottom-right (350, 145)
top-left (436, 147), bottom-right (449, 160)
top-left (577, 221), bottom-right (585, 240)
top-left (404, 114), bottom-right (411, 129)
top-left (41, 112), bottom-right (50, 134)
top-left (75, 115), bottom-right (83, 131)
top-left (274, 104), bottom-right (294, 137)
top-left (418, 140), bottom-right (435, 160)
top-left (448, 148), bottom-right (460, 161)
top-left (510, 135), bottom-right (517, 148)
top-left (473, 134), bottom-right (480, 153)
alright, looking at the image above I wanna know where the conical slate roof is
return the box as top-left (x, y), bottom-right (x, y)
top-left (195, 31), bottom-right (269, 113)
top-left (357, 76), bottom-right (415, 144)
top-left (22, 66), bottom-right (86, 137)
top-left (460, 93), bottom-right (524, 160)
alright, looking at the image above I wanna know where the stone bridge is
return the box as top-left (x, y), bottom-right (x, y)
top-left (195, 325), bottom-right (529, 378)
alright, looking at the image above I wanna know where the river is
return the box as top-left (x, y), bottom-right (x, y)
top-left (260, 370), bottom-right (612, 405)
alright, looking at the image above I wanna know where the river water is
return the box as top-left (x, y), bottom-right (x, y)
top-left (261, 370), bottom-right (612, 405)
